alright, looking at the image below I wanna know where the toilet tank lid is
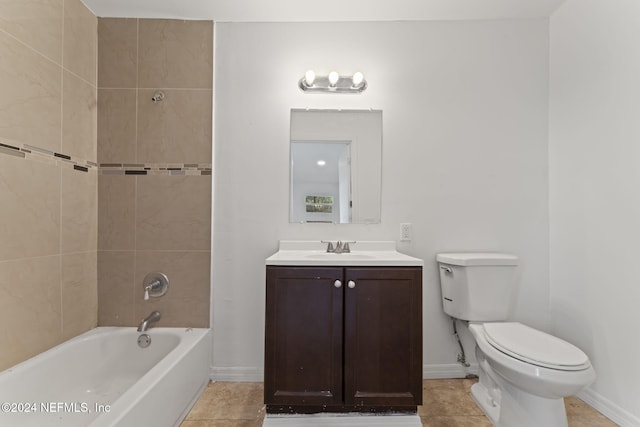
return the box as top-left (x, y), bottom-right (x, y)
top-left (436, 253), bottom-right (518, 266)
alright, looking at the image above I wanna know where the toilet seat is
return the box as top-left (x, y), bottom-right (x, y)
top-left (482, 322), bottom-right (590, 371)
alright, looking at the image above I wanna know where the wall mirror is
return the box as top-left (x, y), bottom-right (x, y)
top-left (290, 109), bottom-right (382, 224)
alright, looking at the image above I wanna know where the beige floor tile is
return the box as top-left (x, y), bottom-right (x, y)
top-left (568, 414), bottom-right (619, 427)
top-left (420, 379), bottom-right (484, 417)
top-left (184, 380), bottom-right (617, 427)
top-left (186, 382), bottom-right (265, 422)
top-left (565, 396), bottom-right (618, 426)
top-left (182, 421), bottom-right (263, 427)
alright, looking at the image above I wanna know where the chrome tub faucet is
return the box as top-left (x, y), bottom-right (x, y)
top-left (138, 311), bottom-right (161, 332)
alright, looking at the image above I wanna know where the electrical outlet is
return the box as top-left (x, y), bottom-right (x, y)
top-left (400, 223), bottom-right (412, 241)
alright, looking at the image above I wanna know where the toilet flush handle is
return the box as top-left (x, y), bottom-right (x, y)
top-left (440, 265), bottom-right (452, 273)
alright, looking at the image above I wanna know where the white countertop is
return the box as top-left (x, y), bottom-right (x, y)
top-left (265, 241), bottom-right (424, 267)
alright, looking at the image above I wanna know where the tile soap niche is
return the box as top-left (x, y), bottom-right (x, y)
top-left (143, 272), bottom-right (169, 300)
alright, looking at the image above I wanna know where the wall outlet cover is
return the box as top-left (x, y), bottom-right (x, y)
top-left (400, 223), bottom-right (412, 241)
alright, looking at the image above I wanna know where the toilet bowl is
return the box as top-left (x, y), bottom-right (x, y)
top-left (436, 253), bottom-right (596, 427)
top-left (469, 322), bottom-right (596, 427)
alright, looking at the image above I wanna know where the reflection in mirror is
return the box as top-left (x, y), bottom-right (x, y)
top-left (290, 109), bottom-right (382, 224)
top-left (291, 141), bottom-right (351, 223)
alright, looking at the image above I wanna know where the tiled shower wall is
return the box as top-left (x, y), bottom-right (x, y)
top-left (97, 19), bottom-right (212, 327)
top-left (0, 0), bottom-right (98, 370)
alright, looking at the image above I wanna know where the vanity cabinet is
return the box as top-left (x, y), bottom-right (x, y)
top-left (264, 265), bottom-right (422, 413)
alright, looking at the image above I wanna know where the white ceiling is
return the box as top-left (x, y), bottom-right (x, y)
top-left (81, 0), bottom-right (567, 21)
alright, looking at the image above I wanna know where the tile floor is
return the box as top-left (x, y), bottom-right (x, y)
top-left (181, 379), bottom-right (618, 427)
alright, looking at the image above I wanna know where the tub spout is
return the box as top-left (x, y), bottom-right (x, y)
top-left (138, 311), bottom-right (161, 332)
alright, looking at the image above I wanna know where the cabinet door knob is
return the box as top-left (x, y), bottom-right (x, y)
top-left (348, 280), bottom-right (356, 289)
top-left (334, 280), bottom-right (342, 288)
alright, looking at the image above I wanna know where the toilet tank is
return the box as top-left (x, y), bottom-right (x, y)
top-left (436, 253), bottom-right (518, 321)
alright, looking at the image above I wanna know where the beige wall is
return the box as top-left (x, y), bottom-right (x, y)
top-left (97, 19), bottom-right (212, 328)
top-left (0, 0), bottom-right (98, 370)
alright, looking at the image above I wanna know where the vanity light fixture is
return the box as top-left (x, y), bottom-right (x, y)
top-left (299, 70), bottom-right (367, 94)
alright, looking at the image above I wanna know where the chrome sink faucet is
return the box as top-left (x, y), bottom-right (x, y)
top-left (321, 240), bottom-right (355, 253)
top-left (138, 311), bottom-right (161, 332)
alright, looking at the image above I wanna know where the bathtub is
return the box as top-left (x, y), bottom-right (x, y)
top-left (0, 327), bottom-right (211, 427)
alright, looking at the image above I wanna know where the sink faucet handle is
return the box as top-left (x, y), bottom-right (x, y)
top-left (342, 241), bottom-right (356, 253)
top-left (321, 240), bottom-right (335, 253)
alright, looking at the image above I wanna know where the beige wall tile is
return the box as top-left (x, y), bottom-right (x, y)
top-left (134, 251), bottom-right (210, 328)
top-left (62, 70), bottom-right (97, 161)
top-left (98, 250), bottom-right (135, 326)
top-left (0, 255), bottom-right (62, 371)
top-left (0, 155), bottom-right (60, 261)
top-left (97, 89), bottom-right (137, 163)
top-left (61, 168), bottom-right (97, 254)
top-left (62, 251), bottom-right (97, 340)
top-left (0, 0), bottom-right (101, 372)
top-left (137, 89), bottom-right (212, 163)
top-left (136, 175), bottom-right (211, 251)
top-left (94, 18), bottom-right (213, 329)
top-left (138, 19), bottom-right (212, 89)
top-left (98, 18), bottom-right (137, 88)
top-left (98, 174), bottom-right (135, 250)
top-left (0, 30), bottom-right (61, 151)
top-left (0, 0), bottom-right (63, 64)
top-left (63, 0), bottom-right (97, 85)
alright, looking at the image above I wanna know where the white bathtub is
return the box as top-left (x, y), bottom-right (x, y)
top-left (0, 327), bottom-right (211, 427)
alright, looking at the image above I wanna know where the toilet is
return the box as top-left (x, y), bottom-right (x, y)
top-left (436, 253), bottom-right (595, 427)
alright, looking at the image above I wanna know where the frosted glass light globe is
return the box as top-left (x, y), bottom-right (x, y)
top-left (328, 71), bottom-right (339, 86)
top-left (352, 71), bottom-right (364, 87)
top-left (304, 69), bottom-right (315, 86)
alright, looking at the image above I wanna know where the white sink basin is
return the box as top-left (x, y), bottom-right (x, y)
top-left (265, 241), bottom-right (423, 266)
top-left (305, 253), bottom-right (377, 260)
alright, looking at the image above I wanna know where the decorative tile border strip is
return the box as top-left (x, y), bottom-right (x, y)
top-left (99, 163), bottom-right (212, 176)
top-left (0, 139), bottom-right (212, 176)
top-left (0, 139), bottom-right (97, 173)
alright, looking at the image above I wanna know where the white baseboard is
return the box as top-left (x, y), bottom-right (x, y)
top-left (210, 366), bottom-right (264, 382)
top-left (578, 387), bottom-right (640, 427)
top-left (423, 363), bottom-right (479, 379)
top-left (211, 364), bottom-right (478, 382)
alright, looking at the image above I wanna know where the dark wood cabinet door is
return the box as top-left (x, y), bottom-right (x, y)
top-left (343, 267), bottom-right (423, 406)
top-left (264, 266), bottom-right (344, 406)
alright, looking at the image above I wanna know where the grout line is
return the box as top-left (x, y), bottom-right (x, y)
top-left (135, 18), bottom-right (139, 165)
top-left (59, 1), bottom-right (65, 339)
top-left (58, 166), bottom-right (64, 338)
top-left (60, 0), bottom-right (65, 155)
top-left (63, 66), bottom-right (98, 91)
top-left (132, 15), bottom-right (139, 318)
top-left (0, 253), bottom-right (64, 265)
top-left (0, 27), bottom-right (61, 69)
